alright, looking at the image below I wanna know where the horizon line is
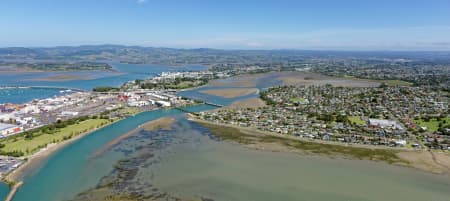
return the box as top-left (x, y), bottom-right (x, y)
top-left (1, 44), bottom-right (450, 52)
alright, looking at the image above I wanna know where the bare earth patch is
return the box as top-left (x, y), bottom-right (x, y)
top-left (200, 88), bottom-right (258, 98)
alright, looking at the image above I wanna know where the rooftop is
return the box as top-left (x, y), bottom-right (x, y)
top-left (0, 123), bottom-right (17, 130)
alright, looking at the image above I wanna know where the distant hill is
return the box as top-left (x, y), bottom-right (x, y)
top-left (1, 45), bottom-right (450, 66)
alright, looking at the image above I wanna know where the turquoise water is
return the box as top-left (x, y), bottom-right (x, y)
top-left (0, 63), bottom-right (206, 104)
top-left (0, 183), bottom-right (9, 200)
top-left (0, 87), bottom-right (69, 104)
top-left (12, 104), bottom-right (216, 201)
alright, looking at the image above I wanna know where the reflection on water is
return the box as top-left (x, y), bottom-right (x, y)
top-left (73, 118), bottom-right (450, 201)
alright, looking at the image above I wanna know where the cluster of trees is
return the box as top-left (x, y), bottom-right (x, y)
top-left (93, 86), bottom-right (120, 92)
top-left (3, 61), bottom-right (113, 71)
top-left (259, 91), bottom-right (276, 106)
top-left (0, 150), bottom-right (24, 157)
top-left (17, 116), bottom-right (91, 141)
top-left (140, 77), bottom-right (209, 90)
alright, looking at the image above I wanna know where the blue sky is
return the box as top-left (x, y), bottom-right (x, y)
top-left (1, 0), bottom-right (449, 50)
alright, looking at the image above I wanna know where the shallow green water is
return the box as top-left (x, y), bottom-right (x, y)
top-left (0, 183), bottom-right (9, 200)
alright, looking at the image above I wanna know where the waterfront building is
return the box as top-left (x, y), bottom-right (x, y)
top-left (0, 123), bottom-right (22, 137)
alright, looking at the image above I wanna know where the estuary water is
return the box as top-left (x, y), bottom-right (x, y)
top-left (0, 63), bottom-right (206, 104)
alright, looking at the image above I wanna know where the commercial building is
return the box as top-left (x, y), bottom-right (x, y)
top-left (0, 123), bottom-right (22, 137)
top-left (156, 100), bottom-right (171, 107)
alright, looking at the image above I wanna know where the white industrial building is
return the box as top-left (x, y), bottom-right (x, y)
top-left (156, 100), bottom-right (171, 107)
top-left (61, 111), bottom-right (80, 117)
top-left (0, 123), bottom-right (22, 137)
top-left (127, 100), bottom-right (149, 107)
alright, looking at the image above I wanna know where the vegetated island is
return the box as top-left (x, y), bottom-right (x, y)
top-left (0, 61), bottom-right (114, 72)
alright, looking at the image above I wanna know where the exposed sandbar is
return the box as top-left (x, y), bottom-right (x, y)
top-left (225, 97), bottom-right (267, 109)
top-left (200, 88), bottom-right (258, 98)
top-left (207, 72), bottom-right (274, 87)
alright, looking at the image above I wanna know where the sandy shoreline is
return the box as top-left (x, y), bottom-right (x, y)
top-left (188, 117), bottom-right (450, 175)
top-left (4, 120), bottom-right (117, 183)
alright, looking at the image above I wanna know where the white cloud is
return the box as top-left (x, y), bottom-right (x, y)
top-left (136, 0), bottom-right (147, 4)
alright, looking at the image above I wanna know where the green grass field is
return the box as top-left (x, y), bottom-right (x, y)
top-left (290, 97), bottom-right (305, 102)
top-left (414, 117), bottom-right (450, 132)
top-left (119, 107), bottom-right (140, 115)
top-left (348, 116), bottom-right (366, 125)
top-left (382, 80), bottom-right (413, 86)
top-left (1, 119), bottom-right (110, 155)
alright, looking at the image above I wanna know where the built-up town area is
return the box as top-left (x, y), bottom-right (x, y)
top-left (0, 71), bottom-right (226, 138)
top-left (199, 84), bottom-right (449, 150)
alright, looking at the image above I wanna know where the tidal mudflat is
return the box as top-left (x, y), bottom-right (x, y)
top-left (70, 118), bottom-right (450, 201)
top-left (199, 88), bottom-right (259, 98)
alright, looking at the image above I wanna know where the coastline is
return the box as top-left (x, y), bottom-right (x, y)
top-left (1, 117), bottom-right (123, 201)
top-left (4, 119), bottom-right (118, 182)
top-left (188, 116), bottom-right (450, 175)
top-left (0, 84), bottom-right (205, 186)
